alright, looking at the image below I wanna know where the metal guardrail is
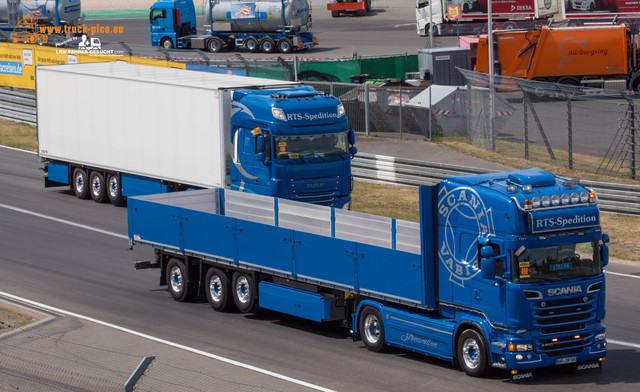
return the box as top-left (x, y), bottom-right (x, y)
top-left (0, 89), bottom-right (637, 216)
top-left (353, 153), bottom-right (640, 217)
top-left (0, 89), bottom-right (36, 125)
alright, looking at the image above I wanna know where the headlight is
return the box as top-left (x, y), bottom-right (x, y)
top-left (571, 192), bottom-right (580, 204)
top-left (508, 343), bottom-right (533, 352)
top-left (561, 193), bottom-right (570, 205)
top-left (551, 194), bottom-right (561, 206)
top-left (532, 196), bottom-right (541, 208)
top-left (541, 195), bottom-right (551, 207)
top-left (595, 333), bottom-right (606, 341)
top-left (337, 103), bottom-right (345, 118)
top-left (272, 108), bottom-right (286, 121)
top-left (580, 191), bottom-right (590, 203)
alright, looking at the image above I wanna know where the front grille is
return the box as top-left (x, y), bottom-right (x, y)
top-left (529, 291), bottom-right (598, 355)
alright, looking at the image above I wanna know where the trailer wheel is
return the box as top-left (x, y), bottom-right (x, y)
top-left (160, 37), bottom-right (174, 49)
top-left (260, 37), bottom-right (275, 53)
top-left (89, 171), bottom-right (107, 203)
top-left (244, 36), bottom-right (259, 53)
top-left (106, 174), bottom-right (125, 206)
top-left (359, 306), bottom-right (386, 352)
top-left (278, 38), bottom-right (293, 54)
top-left (207, 37), bottom-right (223, 53)
top-left (457, 329), bottom-right (489, 377)
top-left (232, 272), bottom-right (257, 313)
top-left (205, 268), bottom-right (232, 312)
top-left (166, 259), bottom-right (196, 302)
top-left (72, 168), bottom-right (90, 199)
top-left (502, 22), bottom-right (517, 30)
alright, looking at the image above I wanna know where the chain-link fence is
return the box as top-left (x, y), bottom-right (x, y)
top-left (458, 69), bottom-right (639, 181)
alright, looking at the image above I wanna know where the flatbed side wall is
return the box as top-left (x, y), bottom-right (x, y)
top-left (128, 190), bottom-right (427, 306)
top-left (36, 67), bottom-right (226, 188)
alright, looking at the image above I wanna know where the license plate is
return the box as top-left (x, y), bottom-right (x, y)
top-left (556, 356), bottom-right (577, 365)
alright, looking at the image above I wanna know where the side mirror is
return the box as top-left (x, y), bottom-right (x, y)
top-left (256, 152), bottom-right (266, 163)
top-left (350, 146), bottom-right (358, 157)
top-left (256, 135), bottom-right (266, 153)
top-left (480, 245), bottom-right (496, 279)
top-left (348, 129), bottom-right (356, 145)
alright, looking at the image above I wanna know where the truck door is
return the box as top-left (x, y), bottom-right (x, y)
top-left (232, 128), bottom-right (271, 195)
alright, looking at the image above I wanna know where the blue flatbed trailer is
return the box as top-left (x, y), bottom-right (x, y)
top-left (129, 168), bottom-right (609, 380)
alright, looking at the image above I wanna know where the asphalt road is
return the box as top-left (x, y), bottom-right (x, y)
top-left (1, 146), bottom-right (639, 391)
top-left (84, 0), bottom-right (455, 59)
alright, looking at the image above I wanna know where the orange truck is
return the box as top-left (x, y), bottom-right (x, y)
top-left (475, 25), bottom-right (640, 91)
top-left (327, 0), bottom-right (372, 17)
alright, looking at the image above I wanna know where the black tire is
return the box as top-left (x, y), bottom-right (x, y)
top-left (260, 37), bottom-right (276, 53)
top-left (106, 173), bottom-right (125, 206)
top-left (160, 37), bottom-right (174, 49)
top-left (331, 10), bottom-right (340, 17)
top-left (244, 36), bottom-right (259, 53)
top-left (89, 171), bottom-right (107, 203)
top-left (356, 9), bottom-right (365, 16)
top-left (205, 268), bottom-right (232, 312)
top-left (207, 37), bottom-right (223, 53)
top-left (457, 329), bottom-right (489, 377)
top-left (503, 23), bottom-right (517, 30)
top-left (166, 259), bottom-right (197, 302)
top-left (278, 38), bottom-right (293, 54)
top-left (365, 0), bottom-right (372, 12)
top-left (232, 272), bottom-right (257, 313)
top-left (359, 306), bottom-right (386, 352)
top-left (72, 168), bottom-right (90, 199)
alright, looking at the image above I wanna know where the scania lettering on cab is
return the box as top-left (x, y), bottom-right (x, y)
top-left (130, 167), bottom-right (608, 379)
top-left (37, 62), bottom-right (354, 208)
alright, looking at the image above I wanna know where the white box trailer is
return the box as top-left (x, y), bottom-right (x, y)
top-left (36, 62), bottom-right (292, 190)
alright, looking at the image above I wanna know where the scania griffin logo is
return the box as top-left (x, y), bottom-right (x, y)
top-left (548, 286), bottom-right (583, 296)
top-left (438, 186), bottom-right (494, 287)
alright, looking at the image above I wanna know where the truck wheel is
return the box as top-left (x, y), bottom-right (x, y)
top-left (457, 329), bottom-right (489, 377)
top-left (356, 9), bottom-right (365, 16)
top-left (207, 37), bottom-right (223, 53)
top-left (160, 37), bottom-right (174, 49)
top-left (89, 171), bottom-right (107, 203)
top-left (365, 0), bottom-right (372, 12)
top-left (166, 259), bottom-right (196, 302)
top-left (106, 174), bottom-right (125, 206)
top-left (205, 268), bottom-right (232, 312)
top-left (502, 22), bottom-right (517, 30)
top-left (278, 38), bottom-right (293, 54)
top-left (260, 37), bottom-right (275, 53)
top-left (232, 272), bottom-right (257, 313)
top-left (244, 37), bottom-right (259, 53)
top-left (73, 168), bottom-right (90, 199)
top-left (359, 306), bottom-right (386, 352)
top-left (331, 10), bottom-right (340, 17)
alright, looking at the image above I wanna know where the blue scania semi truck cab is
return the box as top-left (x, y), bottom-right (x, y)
top-left (230, 86), bottom-right (355, 208)
top-left (433, 168), bottom-right (607, 378)
top-left (130, 167), bottom-right (607, 379)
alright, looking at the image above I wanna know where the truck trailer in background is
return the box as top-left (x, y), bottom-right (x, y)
top-left (131, 168), bottom-right (608, 380)
top-left (327, 0), bottom-right (372, 17)
top-left (563, 0), bottom-right (640, 28)
top-left (37, 63), bottom-right (355, 208)
top-left (416, 0), bottom-right (560, 36)
top-left (475, 24), bottom-right (640, 91)
top-left (150, 0), bottom-right (318, 53)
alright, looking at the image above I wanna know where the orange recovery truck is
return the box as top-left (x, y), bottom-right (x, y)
top-left (475, 25), bottom-right (640, 92)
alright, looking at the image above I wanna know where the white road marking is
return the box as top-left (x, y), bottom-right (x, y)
top-left (605, 270), bottom-right (640, 279)
top-left (0, 203), bottom-right (128, 240)
top-left (608, 339), bottom-right (640, 350)
top-left (0, 145), bottom-right (36, 154)
top-left (0, 291), bottom-right (337, 392)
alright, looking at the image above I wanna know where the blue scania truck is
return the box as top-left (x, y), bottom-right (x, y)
top-left (150, 0), bottom-right (318, 53)
top-left (37, 63), bottom-right (354, 208)
top-left (130, 167), bottom-right (608, 379)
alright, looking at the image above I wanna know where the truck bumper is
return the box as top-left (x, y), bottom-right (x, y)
top-left (498, 340), bottom-right (607, 372)
top-left (327, 3), bottom-right (365, 11)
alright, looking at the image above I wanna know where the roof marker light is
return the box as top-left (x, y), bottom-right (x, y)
top-left (524, 199), bottom-right (533, 210)
top-left (522, 184), bottom-right (532, 193)
top-left (589, 192), bottom-right (597, 204)
top-left (507, 185), bottom-right (517, 193)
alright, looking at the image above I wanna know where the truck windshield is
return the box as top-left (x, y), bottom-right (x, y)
top-left (274, 132), bottom-right (348, 160)
top-left (511, 242), bottom-right (601, 283)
